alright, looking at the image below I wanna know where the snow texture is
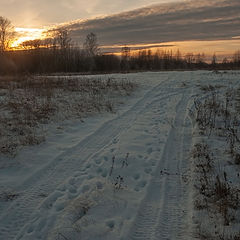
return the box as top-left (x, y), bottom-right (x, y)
top-left (0, 71), bottom-right (239, 240)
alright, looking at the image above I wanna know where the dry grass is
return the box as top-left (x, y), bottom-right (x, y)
top-left (0, 75), bottom-right (137, 156)
top-left (0, 189), bottom-right (19, 202)
top-left (193, 85), bottom-right (240, 239)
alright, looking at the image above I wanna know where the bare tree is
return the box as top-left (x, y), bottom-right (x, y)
top-left (196, 53), bottom-right (205, 64)
top-left (56, 28), bottom-right (71, 50)
top-left (121, 45), bottom-right (131, 71)
top-left (121, 45), bottom-right (130, 59)
top-left (176, 49), bottom-right (182, 61)
top-left (211, 53), bottom-right (217, 68)
top-left (45, 28), bottom-right (72, 50)
top-left (233, 50), bottom-right (240, 65)
top-left (21, 39), bottom-right (41, 49)
top-left (185, 53), bottom-right (195, 65)
top-left (0, 16), bottom-right (15, 52)
top-left (83, 32), bottom-right (100, 56)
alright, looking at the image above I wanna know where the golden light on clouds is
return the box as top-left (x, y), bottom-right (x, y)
top-left (166, 39), bottom-right (240, 56)
top-left (105, 39), bottom-right (240, 60)
top-left (11, 27), bottom-right (46, 49)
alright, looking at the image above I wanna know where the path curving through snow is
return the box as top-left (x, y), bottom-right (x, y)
top-left (0, 71), bottom-right (202, 240)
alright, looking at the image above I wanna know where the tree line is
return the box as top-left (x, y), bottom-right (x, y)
top-left (0, 16), bottom-right (240, 75)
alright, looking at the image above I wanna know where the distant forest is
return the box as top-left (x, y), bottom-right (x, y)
top-left (1, 17), bottom-right (240, 75)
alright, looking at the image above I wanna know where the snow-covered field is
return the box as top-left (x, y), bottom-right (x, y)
top-left (0, 71), bottom-right (239, 240)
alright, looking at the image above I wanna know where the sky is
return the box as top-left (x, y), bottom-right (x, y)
top-left (1, 0), bottom-right (240, 57)
top-left (65, 0), bottom-right (240, 56)
top-left (1, 0), bottom-right (181, 27)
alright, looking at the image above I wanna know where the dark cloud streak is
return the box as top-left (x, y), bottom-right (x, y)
top-left (64, 0), bottom-right (240, 46)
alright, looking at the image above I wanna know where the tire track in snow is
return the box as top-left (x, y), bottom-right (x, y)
top-left (0, 75), bottom-right (179, 240)
top-left (128, 88), bottom-right (194, 240)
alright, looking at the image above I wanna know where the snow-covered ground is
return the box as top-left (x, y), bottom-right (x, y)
top-left (0, 71), bottom-right (239, 240)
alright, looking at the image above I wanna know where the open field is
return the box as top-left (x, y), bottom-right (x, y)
top-left (0, 75), bottom-right (136, 157)
top-left (0, 71), bottom-right (240, 239)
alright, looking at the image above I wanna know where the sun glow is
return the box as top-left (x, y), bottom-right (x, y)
top-left (11, 27), bottom-right (46, 49)
top-left (103, 39), bottom-right (240, 61)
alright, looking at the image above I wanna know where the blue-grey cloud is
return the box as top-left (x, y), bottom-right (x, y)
top-left (0, 0), bottom-right (179, 27)
top-left (62, 0), bottom-right (240, 47)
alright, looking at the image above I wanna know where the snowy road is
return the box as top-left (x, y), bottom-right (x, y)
top-left (128, 88), bottom-right (193, 240)
top-left (0, 71), bottom-right (208, 240)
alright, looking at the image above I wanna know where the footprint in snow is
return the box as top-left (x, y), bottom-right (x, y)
top-left (106, 220), bottom-right (115, 229)
top-left (144, 168), bottom-right (152, 174)
top-left (95, 158), bottom-right (102, 165)
top-left (68, 185), bottom-right (77, 194)
top-left (81, 185), bottom-right (90, 193)
top-left (133, 173), bottom-right (140, 180)
top-left (96, 167), bottom-right (103, 173)
top-left (101, 170), bottom-right (108, 178)
top-left (147, 147), bottom-right (153, 154)
top-left (68, 178), bottom-right (75, 185)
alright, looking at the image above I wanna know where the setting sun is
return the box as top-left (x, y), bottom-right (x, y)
top-left (11, 27), bottom-right (46, 49)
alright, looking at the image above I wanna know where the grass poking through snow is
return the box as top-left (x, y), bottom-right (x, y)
top-left (0, 75), bottom-right (137, 156)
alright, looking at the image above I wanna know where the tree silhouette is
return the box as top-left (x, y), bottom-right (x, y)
top-left (0, 16), bottom-right (15, 52)
top-left (55, 28), bottom-right (71, 50)
top-left (83, 32), bottom-right (99, 57)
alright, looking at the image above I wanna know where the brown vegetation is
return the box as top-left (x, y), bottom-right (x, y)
top-left (0, 75), bottom-right (136, 156)
top-left (192, 85), bottom-right (240, 239)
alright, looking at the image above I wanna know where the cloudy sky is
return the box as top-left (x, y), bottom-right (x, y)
top-left (65, 0), bottom-right (240, 44)
top-left (1, 0), bottom-right (181, 27)
top-left (2, 0), bottom-right (240, 56)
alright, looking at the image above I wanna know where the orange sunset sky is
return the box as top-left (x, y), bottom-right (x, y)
top-left (2, 0), bottom-right (240, 58)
